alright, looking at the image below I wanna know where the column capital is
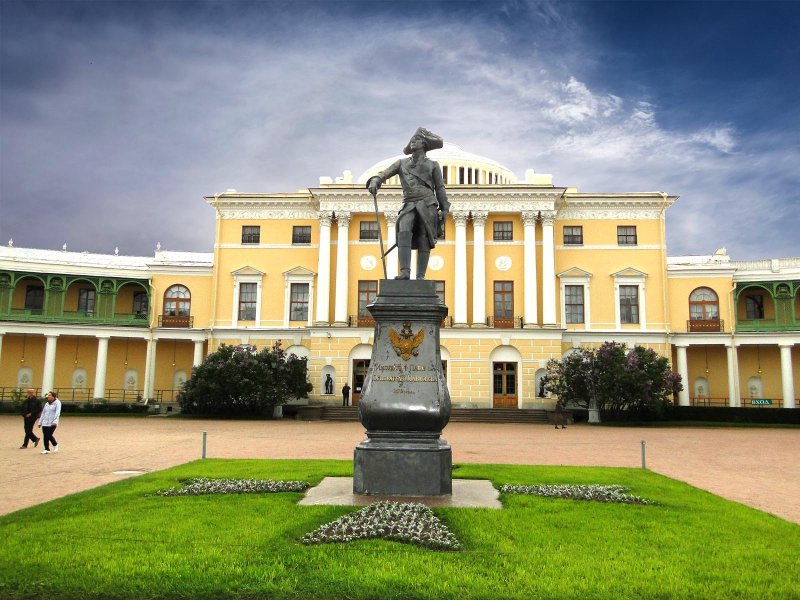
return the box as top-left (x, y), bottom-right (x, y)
top-left (336, 212), bottom-right (351, 227)
top-left (471, 211), bottom-right (488, 227)
top-left (521, 211), bottom-right (538, 226)
top-left (384, 212), bottom-right (399, 226)
top-left (540, 211), bottom-right (557, 226)
top-left (452, 211), bottom-right (469, 226)
top-left (318, 211), bottom-right (333, 227)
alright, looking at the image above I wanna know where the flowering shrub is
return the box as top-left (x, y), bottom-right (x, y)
top-left (301, 501), bottom-right (461, 551)
top-left (500, 484), bottom-right (653, 505)
top-left (156, 478), bottom-right (310, 496)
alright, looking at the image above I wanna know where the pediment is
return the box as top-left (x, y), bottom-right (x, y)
top-left (612, 267), bottom-right (648, 278)
top-left (231, 266), bottom-right (265, 276)
top-left (557, 267), bottom-right (593, 278)
top-left (283, 266), bottom-right (316, 277)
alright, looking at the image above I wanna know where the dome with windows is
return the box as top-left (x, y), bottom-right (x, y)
top-left (357, 142), bottom-right (519, 186)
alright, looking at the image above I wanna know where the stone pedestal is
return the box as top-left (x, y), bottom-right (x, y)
top-left (353, 280), bottom-right (452, 496)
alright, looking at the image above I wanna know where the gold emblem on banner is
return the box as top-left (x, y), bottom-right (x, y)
top-left (388, 322), bottom-right (425, 361)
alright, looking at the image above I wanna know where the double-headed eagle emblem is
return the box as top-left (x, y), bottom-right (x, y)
top-left (388, 321), bottom-right (425, 361)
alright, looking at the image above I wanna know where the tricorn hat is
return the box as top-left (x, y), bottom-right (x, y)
top-left (403, 127), bottom-right (444, 155)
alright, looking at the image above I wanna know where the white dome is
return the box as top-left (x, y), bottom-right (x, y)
top-left (357, 142), bottom-right (517, 185)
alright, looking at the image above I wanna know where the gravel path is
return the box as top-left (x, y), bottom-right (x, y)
top-left (2, 416), bottom-right (798, 524)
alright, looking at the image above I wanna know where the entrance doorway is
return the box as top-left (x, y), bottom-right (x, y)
top-left (493, 361), bottom-right (517, 407)
top-left (352, 359), bottom-right (370, 406)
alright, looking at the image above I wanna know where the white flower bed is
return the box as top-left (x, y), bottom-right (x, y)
top-left (500, 484), bottom-right (653, 505)
top-left (301, 501), bottom-right (461, 551)
top-left (157, 477), bottom-right (310, 496)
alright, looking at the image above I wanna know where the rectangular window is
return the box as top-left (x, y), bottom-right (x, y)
top-left (565, 285), bottom-right (585, 324)
top-left (241, 226), bottom-right (260, 244)
top-left (359, 221), bottom-right (380, 241)
top-left (494, 281), bottom-right (514, 319)
top-left (563, 226), bottom-right (583, 245)
top-left (442, 165), bottom-right (449, 184)
top-left (620, 285), bottom-right (639, 324)
top-left (434, 281), bottom-right (445, 304)
top-left (358, 280), bottom-right (378, 317)
top-left (78, 289), bottom-right (96, 314)
top-left (617, 226), bottom-right (637, 245)
top-left (745, 295), bottom-right (764, 319)
top-left (132, 292), bottom-right (149, 316)
top-left (289, 283), bottom-right (309, 321)
top-left (25, 285), bottom-right (44, 312)
top-left (292, 226), bottom-right (311, 244)
top-left (238, 282), bottom-right (257, 320)
top-left (493, 221), bottom-right (513, 241)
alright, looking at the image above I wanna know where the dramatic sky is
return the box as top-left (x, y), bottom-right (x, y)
top-left (1, 0), bottom-right (798, 260)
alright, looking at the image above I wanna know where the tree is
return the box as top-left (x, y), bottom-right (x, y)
top-left (544, 342), bottom-right (682, 421)
top-left (178, 342), bottom-right (313, 417)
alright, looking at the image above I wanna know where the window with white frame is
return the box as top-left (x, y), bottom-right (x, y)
top-left (289, 283), bottom-right (309, 321)
top-left (619, 285), bottom-right (639, 324)
top-left (564, 285), bottom-right (585, 324)
top-left (238, 282), bottom-right (257, 320)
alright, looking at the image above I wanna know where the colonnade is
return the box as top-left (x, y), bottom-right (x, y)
top-left (674, 341), bottom-right (796, 408)
top-left (0, 332), bottom-right (205, 400)
top-left (313, 210), bottom-right (558, 328)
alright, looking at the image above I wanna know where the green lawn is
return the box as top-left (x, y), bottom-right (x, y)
top-left (1, 459), bottom-right (798, 599)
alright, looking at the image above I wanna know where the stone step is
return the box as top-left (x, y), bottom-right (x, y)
top-left (319, 406), bottom-right (549, 423)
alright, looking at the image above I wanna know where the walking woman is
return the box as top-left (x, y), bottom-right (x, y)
top-left (38, 391), bottom-right (61, 454)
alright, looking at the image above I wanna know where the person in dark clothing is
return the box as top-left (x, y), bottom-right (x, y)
top-left (20, 388), bottom-right (41, 449)
top-left (342, 383), bottom-right (351, 407)
top-left (554, 398), bottom-right (567, 429)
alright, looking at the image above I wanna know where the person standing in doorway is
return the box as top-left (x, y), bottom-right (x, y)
top-left (342, 383), bottom-right (351, 407)
top-left (38, 391), bottom-right (61, 454)
top-left (19, 389), bottom-right (41, 449)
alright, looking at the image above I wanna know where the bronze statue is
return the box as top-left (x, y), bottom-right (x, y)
top-left (366, 128), bottom-right (450, 280)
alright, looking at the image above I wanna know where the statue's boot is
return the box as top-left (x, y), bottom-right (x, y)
top-left (416, 250), bottom-right (430, 280)
top-left (395, 232), bottom-right (412, 280)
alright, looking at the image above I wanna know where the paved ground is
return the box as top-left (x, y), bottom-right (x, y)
top-left (1, 415), bottom-right (798, 524)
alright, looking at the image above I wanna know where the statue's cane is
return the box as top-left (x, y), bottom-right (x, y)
top-left (371, 190), bottom-right (388, 279)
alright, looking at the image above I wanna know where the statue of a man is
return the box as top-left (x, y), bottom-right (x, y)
top-left (366, 128), bottom-right (450, 280)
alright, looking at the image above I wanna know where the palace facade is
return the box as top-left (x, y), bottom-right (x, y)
top-left (1, 144), bottom-right (798, 409)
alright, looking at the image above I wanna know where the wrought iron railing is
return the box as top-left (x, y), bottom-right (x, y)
top-left (487, 315), bottom-right (523, 329)
top-left (158, 315), bottom-right (193, 328)
top-left (736, 318), bottom-right (800, 332)
top-left (1, 308), bottom-right (149, 327)
top-left (687, 319), bottom-right (724, 332)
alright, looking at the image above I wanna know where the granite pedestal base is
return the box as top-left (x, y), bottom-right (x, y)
top-left (353, 431), bottom-right (452, 496)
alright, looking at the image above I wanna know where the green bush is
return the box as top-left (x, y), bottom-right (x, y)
top-left (178, 342), bottom-right (313, 417)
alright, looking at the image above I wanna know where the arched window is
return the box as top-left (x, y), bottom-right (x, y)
top-left (163, 285), bottom-right (191, 317)
top-left (688, 288), bottom-right (721, 332)
top-left (161, 285), bottom-right (192, 327)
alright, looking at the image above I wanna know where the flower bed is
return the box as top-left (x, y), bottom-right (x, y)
top-left (301, 501), bottom-right (461, 551)
top-left (500, 484), bottom-right (653, 504)
top-left (156, 477), bottom-right (310, 496)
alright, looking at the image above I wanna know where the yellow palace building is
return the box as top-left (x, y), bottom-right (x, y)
top-left (1, 143), bottom-right (798, 410)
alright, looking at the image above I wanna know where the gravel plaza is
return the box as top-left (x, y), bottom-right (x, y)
top-left (1, 415), bottom-right (798, 524)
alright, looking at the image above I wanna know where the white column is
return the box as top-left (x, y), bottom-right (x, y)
top-left (385, 213), bottom-right (398, 279)
top-left (314, 212), bottom-right (332, 325)
top-left (453, 211), bottom-right (469, 326)
top-left (726, 344), bottom-right (739, 407)
top-left (779, 344), bottom-right (796, 409)
top-left (676, 344), bottom-right (690, 406)
top-left (472, 211), bottom-right (488, 326)
top-left (333, 213), bottom-right (351, 326)
top-left (541, 213), bottom-right (557, 326)
top-left (193, 340), bottom-right (204, 367)
top-left (639, 283), bottom-right (647, 331)
top-left (93, 336), bottom-right (110, 400)
top-left (144, 338), bottom-right (158, 400)
top-left (522, 211), bottom-right (538, 327)
top-left (41, 334), bottom-right (59, 392)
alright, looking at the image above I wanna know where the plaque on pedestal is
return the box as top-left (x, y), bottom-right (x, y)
top-left (353, 280), bottom-right (452, 496)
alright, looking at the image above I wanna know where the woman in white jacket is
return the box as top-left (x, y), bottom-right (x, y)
top-left (38, 391), bottom-right (61, 454)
